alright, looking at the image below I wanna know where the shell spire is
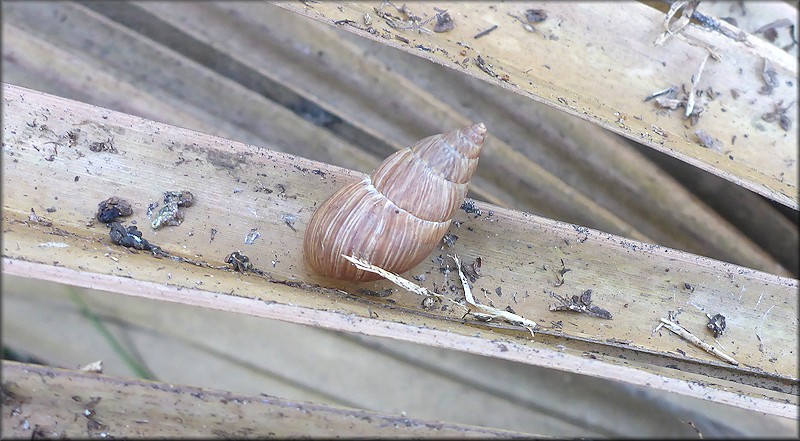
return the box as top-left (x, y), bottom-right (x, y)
top-left (303, 124), bottom-right (487, 282)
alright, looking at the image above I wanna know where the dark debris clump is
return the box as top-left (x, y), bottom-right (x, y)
top-left (433, 11), bottom-right (454, 33)
top-left (460, 257), bottom-right (482, 283)
top-left (89, 137), bottom-right (117, 153)
top-left (225, 251), bottom-right (253, 273)
top-left (525, 9), bottom-right (548, 23)
top-left (96, 197), bottom-right (133, 223)
top-left (442, 234), bottom-right (458, 248)
top-left (109, 222), bottom-right (161, 254)
top-left (706, 313), bottom-right (727, 338)
top-left (359, 288), bottom-right (394, 298)
top-left (460, 198), bottom-right (482, 217)
top-left (549, 289), bottom-right (612, 320)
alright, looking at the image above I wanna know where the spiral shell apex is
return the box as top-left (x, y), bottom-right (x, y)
top-left (303, 123), bottom-right (486, 282)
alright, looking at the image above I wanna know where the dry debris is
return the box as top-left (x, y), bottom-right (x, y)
top-left (282, 213), bottom-right (298, 232)
top-left (759, 58), bottom-right (779, 95)
top-left (761, 100), bottom-right (794, 131)
top-left (225, 251), bottom-right (253, 273)
top-left (244, 228), bottom-right (260, 245)
top-left (433, 10), bottom-right (454, 33)
top-left (360, 288), bottom-right (394, 298)
top-left (654, 0), bottom-right (699, 45)
top-left (753, 18), bottom-right (797, 50)
top-left (442, 233), bottom-right (458, 248)
top-left (548, 289), bottom-right (612, 320)
top-left (525, 9), bottom-right (548, 23)
top-left (645, 86), bottom-right (678, 103)
top-left (81, 396), bottom-right (108, 434)
top-left (373, 2), bottom-right (446, 35)
top-left (647, 48), bottom-right (718, 125)
top-left (508, 8), bottom-right (547, 34)
top-left (342, 254), bottom-right (537, 336)
top-left (694, 130), bottom-right (724, 153)
top-left (88, 137), bottom-right (117, 154)
top-left (507, 13), bottom-right (534, 33)
top-left (475, 55), bottom-right (498, 78)
top-left (460, 198), bottom-right (483, 217)
top-left (706, 313), bottom-right (727, 338)
top-left (109, 222), bottom-right (162, 255)
top-left (451, 254), bottom-right (537, 335)
top-left (28, 208), bottom-right (53, 227)
top-left (222, 250), bottom-right (272, 277)
top-left (553, 259), bottom-right (571, 287)
top-left (151, 190), bottom-right (195, 229)
top-left (653, 1), bottom-right (729, 118)
top-left (460, 256), bottom-right (482, 283)
top-left (655, 317), bottom-right (738, 365)
top-left (96, 196), bottom-right (133, 224)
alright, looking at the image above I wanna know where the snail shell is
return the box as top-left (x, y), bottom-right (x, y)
top-left (304, 123), bottom-right (486, 282)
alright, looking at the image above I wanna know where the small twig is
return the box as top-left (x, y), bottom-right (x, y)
top-left (342, 254), bottom-right (537, 336)
top-left (685, 52), bottom-right (709, 117)
top-left (654, 1), bottom-right (728, 56)
top-left (754, 291), bottom-right (765, 309)
top-left (756, 333), bottom-right (765, 353)
top-left (757, 304), bottom-right (776, 330)
top-left (658, 317), bottom-right (739, 365)
top-left (342, 255), bottom-right (450, 303)
top-left (654, 0), bottom-right (698, 45)
top-left (475, 55), bottom-right (497, 77)
top-left (507, 12), bottom-right (534, 33)
top-left (78, 360), bottom-right (104, 374)
top-left (451, 254), bottom-right (537, 335)
top-left (474, 24), bottom-right (498, 39)
top-left (684, 420), bottom-right (704, 439)
top-left (644, 85), bottom-right (678, 102)
top-left (374, 2), bottom-right (435, 34)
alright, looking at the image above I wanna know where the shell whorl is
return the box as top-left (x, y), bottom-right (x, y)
top-left (304, 123), bottom-right (486, 282)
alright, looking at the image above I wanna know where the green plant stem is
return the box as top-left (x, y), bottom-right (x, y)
top-left (67, 288), bottom-right (157, 380)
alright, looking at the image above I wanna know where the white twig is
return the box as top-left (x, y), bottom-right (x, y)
top-left (754, 291), bottom-right (764, 309)
top-left (654, 0), bottom-right (694, 45)
top-left (342, 255), bottom-right (450, 302)
top-left (685, 52), bottom-right (709, 117)
top-left (342, 254), bottom-right (537, 336)
top-left (687, 301), bottom-right (705, 312)
top-left (654, 2), bottom-right (722, 60)
top-left (451, 254), bottom-right (537, 335)
top-left (659, 317), bottom-right (739, 365)
top-left (757, 304), bottom-right (776, 331)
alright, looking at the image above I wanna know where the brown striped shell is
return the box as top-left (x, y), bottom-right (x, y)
top-left (303, 123), bottom-right (486, 282)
